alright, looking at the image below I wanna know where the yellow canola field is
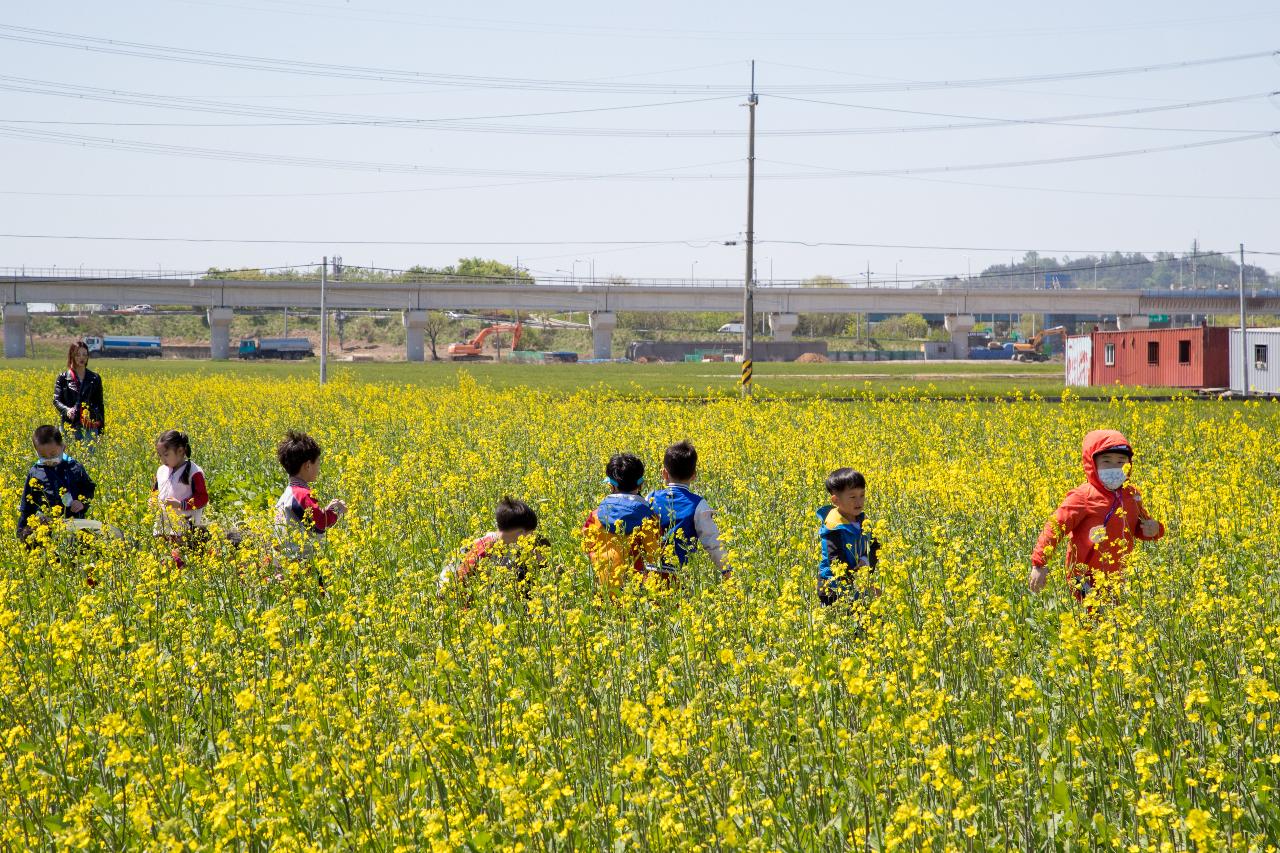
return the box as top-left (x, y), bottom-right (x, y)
top-left (0, 370), bottom-right (1278, 851)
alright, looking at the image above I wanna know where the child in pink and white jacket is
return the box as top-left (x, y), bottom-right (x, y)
top-left (152, 430), bottom-right (210, 556)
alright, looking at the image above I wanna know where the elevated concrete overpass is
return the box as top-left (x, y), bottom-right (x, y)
top-left (4, 274), bottom-right (1277, 360)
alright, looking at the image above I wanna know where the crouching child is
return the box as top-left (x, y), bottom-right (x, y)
top-left (440, 496), bottom-right (548, 593)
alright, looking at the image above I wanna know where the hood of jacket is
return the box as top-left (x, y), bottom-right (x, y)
top-left (596, 493), bottom-right (655, 535)
top-left (1081, 428), bottom-right (1133, 493)
top-left (816, 504), bottom-right (865, 532)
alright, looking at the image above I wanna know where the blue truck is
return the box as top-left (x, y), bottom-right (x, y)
top-left (238, 337), bottom-right (314, 360)
top-left (84, 335), bottom-right (163, 358)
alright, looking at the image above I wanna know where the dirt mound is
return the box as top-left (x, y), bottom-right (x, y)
top-left (794, 352), bottom-right (830, 364)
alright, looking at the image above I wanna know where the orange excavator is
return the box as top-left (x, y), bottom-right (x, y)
top-left (1011, 326), bottom-right (1067, 362)
top-left (447, 322), bottom-right (523, 361)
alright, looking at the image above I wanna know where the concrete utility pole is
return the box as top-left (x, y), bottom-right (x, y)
top-left (319, 256), bottom-right (328, 386)
top-left (741, 61), bottom-right (757, 398)
top-left (1239, 243), bottom-right (1249, 395)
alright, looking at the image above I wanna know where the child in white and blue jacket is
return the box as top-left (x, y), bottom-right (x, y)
top-left (816, 467), bottom-right (879, 606)
top-left (646, 440), bottom-right (730, 581)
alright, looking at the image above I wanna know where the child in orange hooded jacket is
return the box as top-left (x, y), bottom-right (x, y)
top-left (1028, 429), bottom-right (1165, 600)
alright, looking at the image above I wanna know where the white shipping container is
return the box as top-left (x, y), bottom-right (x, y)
top-left (1064, 335), bottom-right (1092, 387)
top-left (1229, 328), bottom-right (1280, 395)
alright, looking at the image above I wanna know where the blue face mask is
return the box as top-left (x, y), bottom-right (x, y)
top-left (37, 453), bottom-right (64, 467)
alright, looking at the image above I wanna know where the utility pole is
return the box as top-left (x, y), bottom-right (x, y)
top-left (1239, 243), bottom-right (1249, 396)
top-left (741, 61), bottom-right (757, 398)
top-left (319, 256), bottom-right (328, 386)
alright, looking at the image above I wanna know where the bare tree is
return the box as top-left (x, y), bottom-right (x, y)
top-left (423, 311), bottom-right (449, 360)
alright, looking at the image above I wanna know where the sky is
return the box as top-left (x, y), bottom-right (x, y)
top-left (1, 0), bottom-right (1277, 284)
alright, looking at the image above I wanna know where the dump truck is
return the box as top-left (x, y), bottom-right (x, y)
top-left (84, 335), bottom-right (162, 358)
top-left (238, 337), bottom-right (314, 360)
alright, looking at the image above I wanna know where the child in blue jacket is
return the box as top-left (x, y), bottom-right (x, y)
top-left (17, 425), bottom-right (96, 545)
top-left (816, 467), bottom-right (879, 605)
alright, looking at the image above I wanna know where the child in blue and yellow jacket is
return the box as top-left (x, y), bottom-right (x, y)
top-left (816, 467), bottom-right (880, 605)
top-left (583, 453), bottom-right (662, 594)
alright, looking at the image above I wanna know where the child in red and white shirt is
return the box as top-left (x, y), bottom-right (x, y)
top-left (274, 430), bottom-right (346, 561)
top-left (152, 429), bottom-right (210, 562)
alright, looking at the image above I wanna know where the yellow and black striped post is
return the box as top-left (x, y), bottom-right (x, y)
top-left (740, 359), bottom-right (753, 392)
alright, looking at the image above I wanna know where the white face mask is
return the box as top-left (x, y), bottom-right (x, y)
top-left (1097, 467), bottom-right (1127, 491)
top-left (38, 454), bottom-right (62, 467)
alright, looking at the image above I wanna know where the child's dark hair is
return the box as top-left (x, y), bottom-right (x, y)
top-left (663, 440), bottom-right (698, 482)
top-left (277, 430), bottom-right (322, 476)
top-left (158, 430), bottom-right (194, 483)
top-left (606, 453), bottom-right (645, 493)
top-left (495, 496), bottom-right (538, 532)
top-left (32, 424), bottom-right (63, 446)
top-left (825, 468), bottom-right (866, 494)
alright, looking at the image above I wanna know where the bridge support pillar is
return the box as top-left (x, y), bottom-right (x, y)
top-left (769, 312), bottom-right (799, 342)
top-left (208, 308), bottom-right (234, 360)
top-left (590, 311), bottom-right (616, 360)
top-left (944, 313), bottom-right (975, 359)
top-left (403, 310), bottom-right (428, 362)
top-left (3, 303), bottom-right (28, 358)
top-left (1116, 314), bottom-right (1149, 331)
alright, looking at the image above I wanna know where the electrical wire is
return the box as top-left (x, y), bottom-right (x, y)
top-left (0, 76), bottom-right (738, 128)
top-left (756, 132), bottom-right (1277, 179)
top-left (0, 24), bottom-right (1272, 95)
top-left (0, 125), bottom-right (744, 177)
top-left (763, 92), bottom-right (1279, 135)
top-left (862, 172), bottom-right (1280, 202)
top-left (159, 0), bottom-right (1280, 44)
top-left (0, 233), bottom-right (730, 247)
top-left (2, 85), bottom-right (1271, 135)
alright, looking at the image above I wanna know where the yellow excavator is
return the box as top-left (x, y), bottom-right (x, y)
top-left (1011, 326), bottom-right (1067, 362)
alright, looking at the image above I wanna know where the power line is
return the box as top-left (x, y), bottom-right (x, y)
top-left (161, 1), bottom-right (1280, 43)
top-left (867, 173), bottom-right (1280, 202)
top-left (2, 88), bottom-right (1272, 135)
top-left (764, 92), bottom-right (1279, 135)
top-left (3, 232), bottom-right (1273, 262)
top-left (0, 233), bottom-right (730, 246)
top-left (1, 122), bottom-right (1269, 182)
top-left (758, 132), bottom-right (1277, 179)
top-left (0, 76), bottom-right (738, 128)
top-left (0, 125), bottom-right (744, 177)
top-left (0, 25), bottom-right (1272, 94)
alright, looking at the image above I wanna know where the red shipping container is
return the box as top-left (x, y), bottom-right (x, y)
top-left (1090, 326), bottom-right (1229, 389)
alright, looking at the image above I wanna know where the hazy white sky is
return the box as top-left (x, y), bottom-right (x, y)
top-left (1, 0), bottom-right (1277, 283)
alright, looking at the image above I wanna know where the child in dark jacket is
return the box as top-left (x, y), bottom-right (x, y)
top-left (17, 425), bottom-right (96, 545)
top-left (816, 468), bottom-right (880, 606)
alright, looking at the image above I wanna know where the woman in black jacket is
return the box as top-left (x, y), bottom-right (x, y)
top-left (53, 341), bottom-right (105, 441)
